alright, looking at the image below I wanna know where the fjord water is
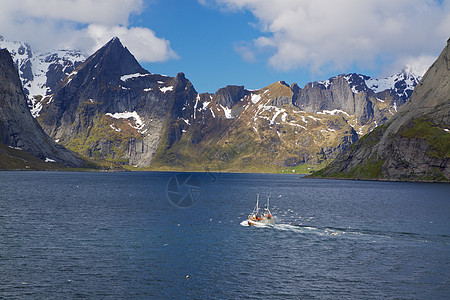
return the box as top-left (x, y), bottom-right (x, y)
top-left (1, 172), bottom-right (449, 299)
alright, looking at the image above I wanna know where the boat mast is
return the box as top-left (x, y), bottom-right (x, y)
top-left (256, 194), bottom-right (260, 215)
top-left (265, 194), bottom-right (271, 214)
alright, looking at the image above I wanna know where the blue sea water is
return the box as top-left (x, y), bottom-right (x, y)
top-left (0, 171), bottom-right (449, 299)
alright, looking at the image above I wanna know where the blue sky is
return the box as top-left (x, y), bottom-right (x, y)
top-left (133, 1), bottom-right (271, 93)
top-left (1, 0), bottom-right (449, 93)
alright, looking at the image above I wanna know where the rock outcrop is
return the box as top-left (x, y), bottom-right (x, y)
top-left (0, 49), bottom-right (85, 167)
top-left (315, 39), bottom-right (450, 181)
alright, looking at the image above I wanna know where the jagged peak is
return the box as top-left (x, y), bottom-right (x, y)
top-left (93, 36), bottom-right (127, 58)
top-left (65, 36), bottom-right (147, 85)
top-left (265, 80), bottom-right (292, 89)
top-left (105, 36), bottom-right (124, 49)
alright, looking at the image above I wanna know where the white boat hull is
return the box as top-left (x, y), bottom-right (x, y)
top-left (248, 219), bottom-right (275, 226)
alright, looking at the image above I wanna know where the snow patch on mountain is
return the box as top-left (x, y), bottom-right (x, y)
top-left (220, 105), bottom-right (233, 119)
top-left (317, 109), bottom-right (350, 117)
top-left (105, 111), bottom-right (145, 133)
top-left (365, 70), bottom-right (421, 99)
top-left (120, 73), bottom-right (150, 81)
top-left (317, 79), bottom-right (331, 89)
top-left (251, 94), bottom-right (261, 104)
top-left (29, 50), bottom-right (85, 97)
top-left (160, 86), bottom-right (173, 93)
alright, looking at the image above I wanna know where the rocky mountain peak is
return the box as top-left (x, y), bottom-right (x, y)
top-left (174, 72), bottom-right (192, 90)
top-left (78, 36), bottom-right (148, 83)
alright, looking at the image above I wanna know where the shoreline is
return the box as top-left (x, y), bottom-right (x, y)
top-left (1, 167), bottom-right (448, 183)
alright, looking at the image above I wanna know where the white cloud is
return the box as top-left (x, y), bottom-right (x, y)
top-left (0, 0), bottom-right (177, 62)
top-left (204, 0), bottom-right (450, 74)
top-left (80, 25), bottom-right (179, 62)
top-left (13, 0), bottom-right (142, 25)
top-left (393, 55), bottom-right (438, 77)
top-left (233, 41), bottom-right (256, 62)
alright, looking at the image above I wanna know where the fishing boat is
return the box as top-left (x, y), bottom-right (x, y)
top-left (247, 194), bottom-right (275, 226)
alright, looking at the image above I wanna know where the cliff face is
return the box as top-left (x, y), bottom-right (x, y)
top-left (0, 49), bottom-right (85, 167)
top-left (315, 39), bottom-right (450, 181)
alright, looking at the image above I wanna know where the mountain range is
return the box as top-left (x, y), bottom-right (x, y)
top-left (2, 35), bottom-right (444, 179)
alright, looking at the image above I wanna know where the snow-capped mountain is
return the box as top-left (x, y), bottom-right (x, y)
top-left (0, 36), bottom-right (86, 116)
top-left (317, 70), bottom-right (421, 102)
top-left (365, 70), bottom-right (421, 102)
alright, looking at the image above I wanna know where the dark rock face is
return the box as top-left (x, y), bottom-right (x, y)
top-left (317, 39), bottom-right (450, 181)
top-left (0, 49), bottom-right (84, 167)
top-left (214, 85), bottom-right (247, 108)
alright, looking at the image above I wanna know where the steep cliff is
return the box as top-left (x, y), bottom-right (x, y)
top-left (0, 49), bottom-right (85, 168)
top-left (314, 39), bottom-right (450, 181)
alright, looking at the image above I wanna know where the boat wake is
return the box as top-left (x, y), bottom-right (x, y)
top-left (241, 221), bottom-right (439, 243)
top-left (240, 221), bottom-right (338, 235)
top-left (273, 223), bottom-right (345, 236)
